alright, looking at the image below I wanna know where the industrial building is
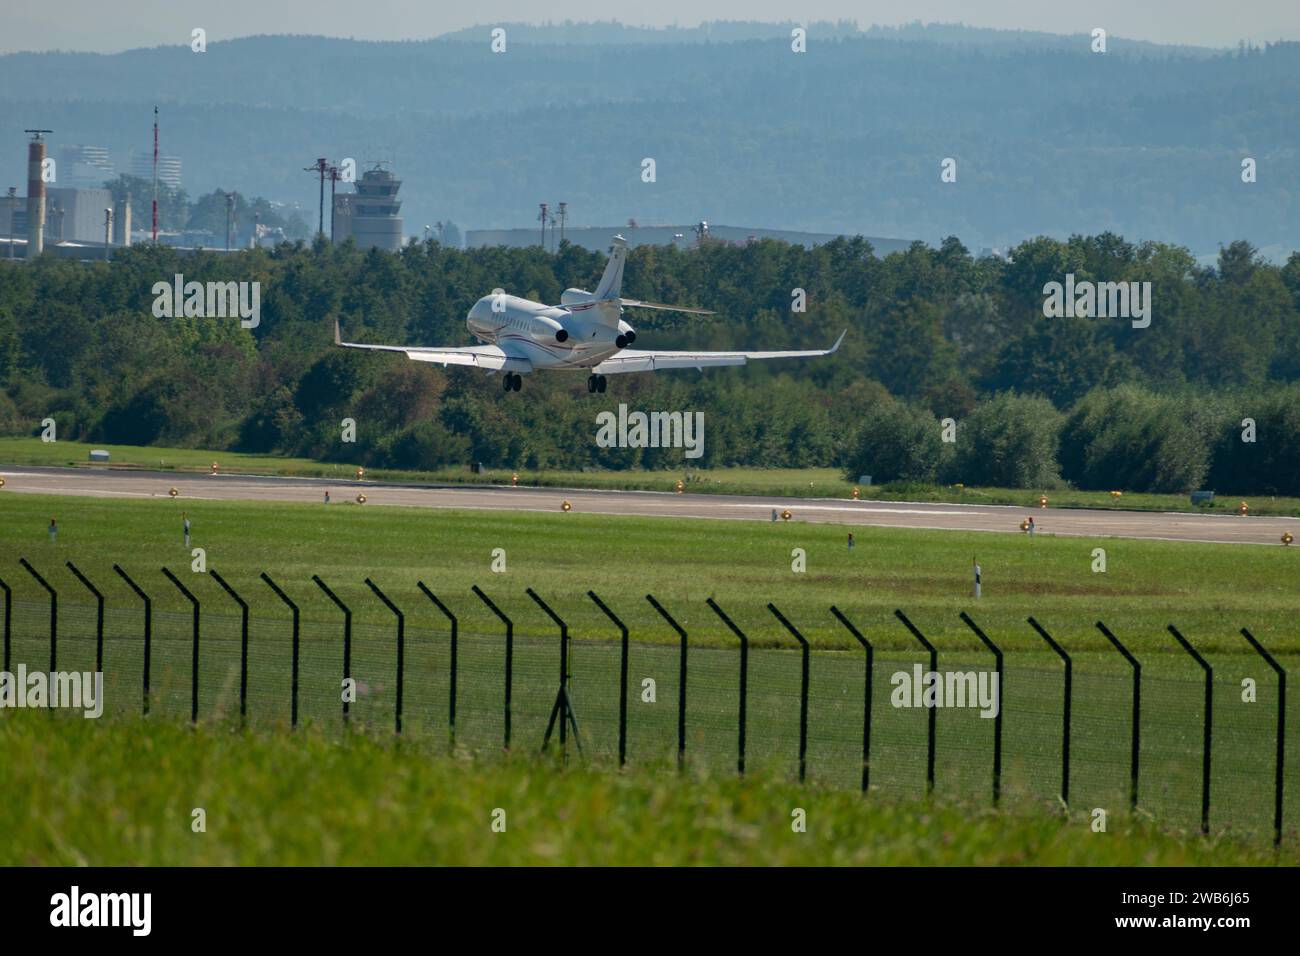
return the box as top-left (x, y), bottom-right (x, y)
top-left (465, 221), bottom-right (915, 255)
top-left (332, 164), bottom-right (404, 252)
top-left (44, 187), bottom-right (114, 243)
top-left (0, 188), bottom-right (130, 248)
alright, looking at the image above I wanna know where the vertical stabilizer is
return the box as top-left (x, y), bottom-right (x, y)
top-left (594, 235), bottom-right (627, 300)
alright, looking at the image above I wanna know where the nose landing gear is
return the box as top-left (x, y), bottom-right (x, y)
top-left (586, 374), bottom-right (607, 394)
top-left (502, 372), bottom-right (522, 392)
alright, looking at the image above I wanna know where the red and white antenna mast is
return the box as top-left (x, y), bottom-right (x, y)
top-left (151, 106), bottom-right (159, 243)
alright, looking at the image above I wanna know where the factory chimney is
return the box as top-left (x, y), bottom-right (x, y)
top-left (24, 129), bottom-right (51, 258)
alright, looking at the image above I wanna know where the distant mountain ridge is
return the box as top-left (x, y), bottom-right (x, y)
top-left (435, 19), bottom-right (1220, 55)
top-left (0, 23), bottom-right (1293, 254)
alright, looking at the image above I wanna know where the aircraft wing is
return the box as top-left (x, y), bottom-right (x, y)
top-left (592, 329), bottom-right (846, 375)
top-left (334, 320), bottom-right (532, 372)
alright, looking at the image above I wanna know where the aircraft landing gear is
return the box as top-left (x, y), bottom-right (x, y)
top-left (502, 372), bottom-right (522, 392)
top-left (586, 374), bottom-right (607, 394)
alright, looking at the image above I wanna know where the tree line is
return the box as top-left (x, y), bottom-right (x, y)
top-left (0, 233), bottom-right (1298, 495)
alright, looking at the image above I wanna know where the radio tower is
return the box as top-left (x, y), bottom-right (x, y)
top-left (538, 202), bottom-right (549, 249)
top-left (304, 157), bottom-right (329, 240)
top-left (557, 202), bottom-right (567, 247)
top-left (152, 107), bottom-right (159, 243)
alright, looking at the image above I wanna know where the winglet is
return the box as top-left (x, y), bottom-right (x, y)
top-left (828, 329), bottom-right (847, 354)
top-left (334, 319), bottom-right (342, 346)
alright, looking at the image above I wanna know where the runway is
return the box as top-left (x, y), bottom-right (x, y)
top-left (2, 464), bottom-right (1297, 546)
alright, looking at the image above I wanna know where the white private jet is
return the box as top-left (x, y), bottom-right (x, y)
top-left (334, 235), bottom-right (844, 392)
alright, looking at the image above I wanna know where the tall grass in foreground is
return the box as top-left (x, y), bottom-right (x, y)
top-left (0, 712), bottom-right (1291, 866)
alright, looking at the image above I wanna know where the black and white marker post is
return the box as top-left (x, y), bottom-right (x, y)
top-left (973, 558), bottom-right (982, 599)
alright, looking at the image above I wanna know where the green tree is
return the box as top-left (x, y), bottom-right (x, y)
top-left (955, 392), bottom-right (1063, 488)
top-left (843, 400), bottom-right (947, 484)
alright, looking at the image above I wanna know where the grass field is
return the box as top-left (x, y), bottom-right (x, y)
top-left (5, 436), bottom-right (1299, 517)
top-left (0, 712), bottom-right (1290, 866)
top-left (1, 489), bottom-right (1297, 851)
top-left (1, 488), bottom-right (1296, 651)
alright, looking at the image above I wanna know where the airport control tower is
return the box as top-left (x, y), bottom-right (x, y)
top-left (333, 163), bottom-right (404, 251)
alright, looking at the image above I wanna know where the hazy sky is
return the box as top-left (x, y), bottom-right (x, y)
top-left (4, 0), bottom-right (1297, 54)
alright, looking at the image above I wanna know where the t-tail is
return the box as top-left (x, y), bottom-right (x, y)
top-left (560, 235), bottom-right (714, 326)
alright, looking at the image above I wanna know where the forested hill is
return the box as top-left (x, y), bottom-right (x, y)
top-left (2, 233), bottom-right (1299, 494)
top-left (0, 26), bottom-right (1296, 254)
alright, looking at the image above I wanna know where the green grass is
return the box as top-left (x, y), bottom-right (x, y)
top-left (5, 436), bottom-right (1299, 516)
top-left (2, 490), bottom-right (1296, 849)
top-left (1, 489), bottom-right (1297, 652)
top-left (0, 712), bottom-right (1289, 866)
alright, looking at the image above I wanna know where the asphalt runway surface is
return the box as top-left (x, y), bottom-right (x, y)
top-left (2, 464), bottom-right (1297, 546)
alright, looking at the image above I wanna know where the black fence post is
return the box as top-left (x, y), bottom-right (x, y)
top-left (1028, 617), bottom-right (1072, 808)
top-left (706, 598), bottom-right (748, 777)
top-left (209, 570), bottom-right (249, 721)
top-left (313, 575), bottom-right (352, 723)
top-left (647, 594), bottom-right (688, 771)
top-left (19, 557), bottom-right (56, 673)
top-left (161, 567), bottom-right (200, 723)
top-left (418, 583), bottom-right (457, 750)
top-left (528, 588), bottom-right (581, 760)
top-left (1096, 621), bottom-right (1141, 812)
top-left (830, 606), bottom-right (872, 793)
top-left (1168, 625), bottom-right (1212, 835)
top-left (960, 611), bottom-right (1004, 806)
top-left (472, 585), bottom-right (513, 751)
top-left (767, 603), bottom-right (810, 783)
top-left (65, 562), bottom-right (104, 673)
top-left (1240, 628), bottom-right (1285, 848)
top-left (365, 579), bottom-right (404, 736)
top-left (0, 574), bottom-right (10, 674)
top-left (261, 572), bottom-right (300, 730)
top-left (113, 564), bottom-right (151, 716)
top-left (894, 609), bottom-right (937, 794)
top-left (588, 591), bottom-right (629, 767)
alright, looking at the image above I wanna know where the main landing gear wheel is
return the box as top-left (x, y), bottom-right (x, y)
top-left (587, 374), bottom-right (607, 393)
top-left (502, 372), bottom-right (522, 392)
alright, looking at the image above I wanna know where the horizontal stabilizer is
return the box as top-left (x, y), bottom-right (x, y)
top-left (333, 319), bottom-right (531, 372)
top-left (618, 298), bottom-right (714, 315)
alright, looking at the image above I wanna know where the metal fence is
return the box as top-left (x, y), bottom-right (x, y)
top-left (0, 559), bottom-right (1292, 846)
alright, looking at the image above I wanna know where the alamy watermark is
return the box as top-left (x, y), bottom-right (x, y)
top-left (50, 886), bottom-right (150, 936)
top-left (0, 666), bottom-right (103, 718)
top-left (890, 664), bottom-right (1000, 718)
top-left (1042, 273), bottom-right (1151, 329)
top-left (595, 404), bottom-right (704, 459)
top-left (151, 273), bottom-right (260, 328)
